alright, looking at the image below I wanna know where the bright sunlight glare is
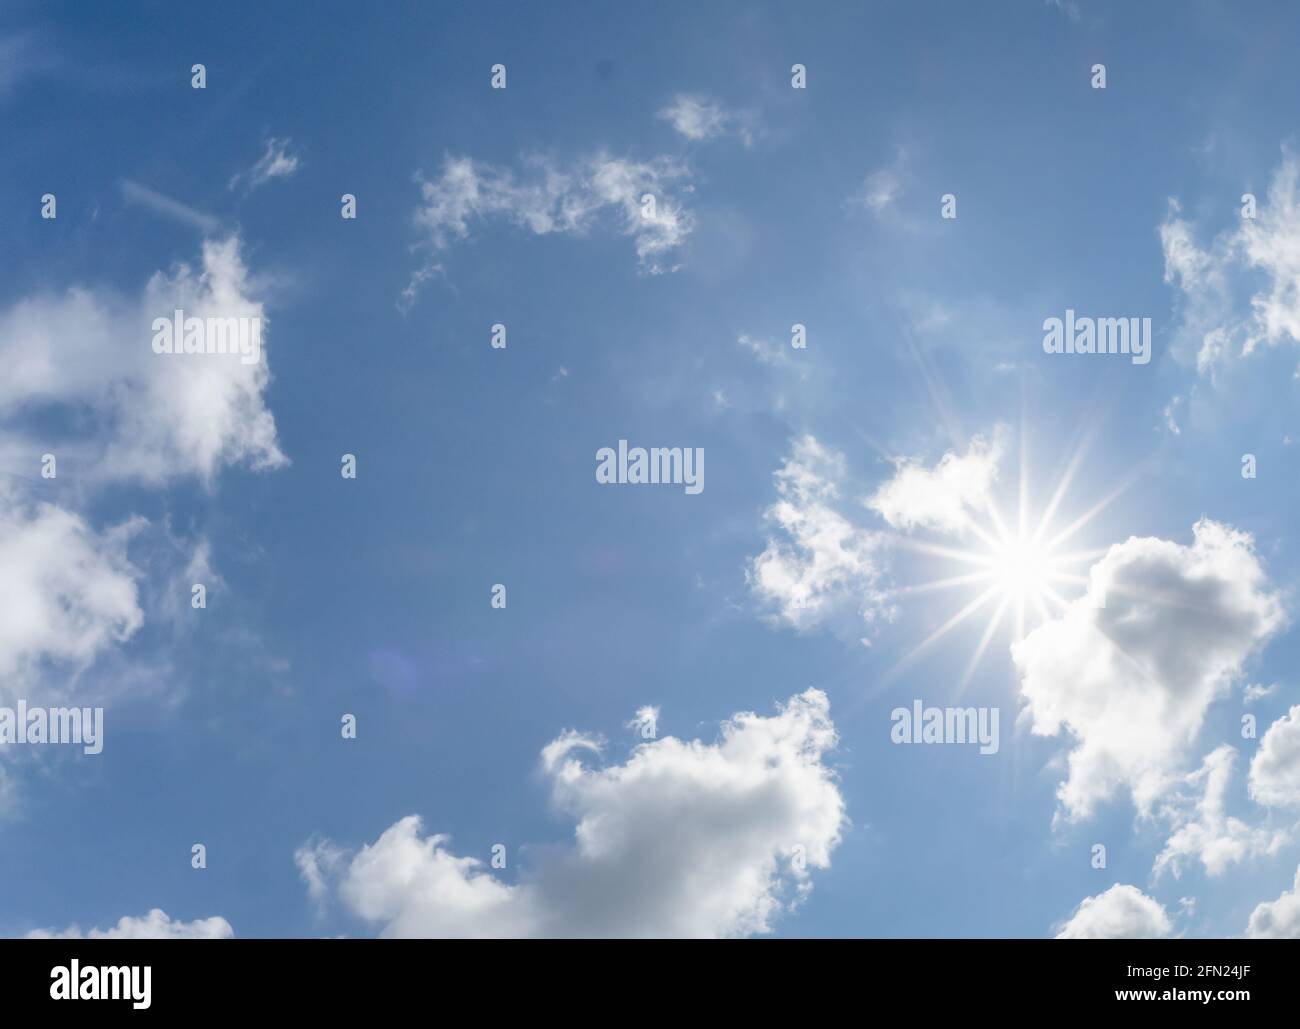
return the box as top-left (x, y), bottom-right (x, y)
top-left (883, 433), bottom-right (1131, 687)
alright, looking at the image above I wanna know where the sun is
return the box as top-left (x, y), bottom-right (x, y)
top-left (986, 533), bottom-right (1057, 603)
top-left (883, 435), bottom-right (1129, 686)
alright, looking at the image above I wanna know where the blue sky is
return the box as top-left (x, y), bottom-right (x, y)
top-left (3, 0), bottom-right (1300, 939)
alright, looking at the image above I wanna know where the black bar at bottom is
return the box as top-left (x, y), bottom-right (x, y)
top-left (0, 939), bottom-right (1289, 1015)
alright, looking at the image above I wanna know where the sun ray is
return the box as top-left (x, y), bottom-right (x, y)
top-left (891, 537), bottom-right (998, 567)
top-left (1018, 413), bottom-right (1030, 541)
top-left (966, 515), bottom-right (1006, 553)
top-left (1031, 425), bottom-right (1099, 545)
top-left (885, 570), bottom-right (995, 597)
top-left (884, 429), bottom-right (1129, 680)
top-left (959, 594), bottom-right (1011, 691)
top-left (886, 583), bottom-right (1001, 680)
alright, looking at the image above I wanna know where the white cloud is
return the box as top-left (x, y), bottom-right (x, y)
top-left (625, 705), bottom-right (659, 739)
top-left (1013, 519), bottom-right (1284, 821)
top-left (1054, 884), bottom-right (1173, 939)
top-left (1046, 0), bottom-right (1082, 21)
top-left (737, 333), bottom-right (789, 367)
top-left (298, 690), bottom-right (846, 938)
top-left (858, 168), bottom-right (902, 215)
top-left (1161, 155), bottom-right (1300, 375)
top-left (657, 95), bottom-right (756, 145)
top-left (120, 180), bottom-right (220, 235)
top-left (1163, 394), bottom-right (1183, 435)
top-left (1246, 866), bottom-right (1300, 938)
top-left (229, 137), bottom-right (301, 193)
top-left (866, 427), bottom-right (1007, 535)
top-left (404, 153), bottom-right (695, 303)
top-left (295, 837), bottom-right (348, 906)
top-left (1245, 682), bottom-right (1278, 703)
top-left (659, 95), bottom-right (728, 140)
top-left (849, 146), bottom-right (913, 224)
top-left (0, 491), bottom-right (143, 689)
top-left (1153, 745), bottom-right (1287, 880)
top-left (1249, 704), bottom-right (1300, 806)
top-left (748, 436), bottom-right (887, 632)
top-left (26, 908), bottom-right (233, 939)
top-left (0, 235), bottom-right (287, 484)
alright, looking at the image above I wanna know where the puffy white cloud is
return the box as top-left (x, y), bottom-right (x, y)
top-left (229, 137), bottom-right (301, 193)
top-left (0, 235), bottom-right (286, 484)
top-left (321, 817), bottom-right (536, 939)
top-left (0, 492), bottom-right (143, 688)
top-left (1160, 155), bottom-right (1300, 375)
top-left (1013, 519), bottom-right (1284, 821)
top-left (1249, 704), bottom-right (1300, 807)
top-left (26, 909), bottom-right (233, 939)
top-left (1246, 866), bottom-right (1300, 938)
top-left (748, 436), bottom-right (887, 632)
top-left (1153, 745), bottom-right (1287, 880)
top-left (298, 690), bottom-right (846, 938)
top-left (404, 153), bottom-right (695, 302)
top-left (866, 427), bottom-right (1006, 534)
top-left (1054, 884), bottom-right (1173, 939)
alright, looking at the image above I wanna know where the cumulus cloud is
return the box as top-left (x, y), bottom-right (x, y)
top-left (748, 436), bottom-right (888, 632)
top-left (1246, 866), bottom-right (1300, 938)
top-left (229, 137), bottom-right (301, 193)
top-left (1249, 705), bottom-right (1300, 807)
top-left (866, 427), bottom-right (1007, 534)
top-left (0, 235), bottom-right (286, 484)
top-left (0, 492), bottom-right (143, 689)
top-left (298, 690), bottom-right (846, 938)
top-left (26, 908), bottom-right (233, 939)
top-left (1054, 884), bottom-right (1173, 939)
top-left (404, 153), bottom-right (695, 303)
top-left (657, 95), bottom-right (756, 145)
top-left (1153, 745), bottom-right (1287, 880)
top-left (1013, 519), bottom-right (1284, 821)
top-left (1160, 154), bottom-right (1300, 375)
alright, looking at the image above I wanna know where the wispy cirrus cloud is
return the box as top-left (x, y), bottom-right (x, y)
top-left (403, 152), bottom-right (695, 306)
top-left (120, 180), bottom-right (221, 234)
top-left (229, 137), bottom-right (302, 194)
top-left (657, 94), bottom-right (758, 146)
top-left (1161, 153), bottom-right (1300, 376)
